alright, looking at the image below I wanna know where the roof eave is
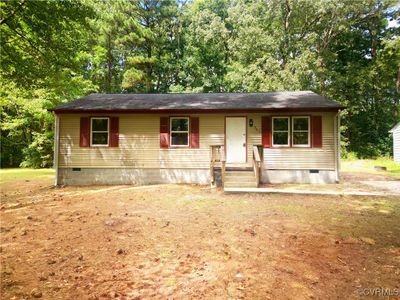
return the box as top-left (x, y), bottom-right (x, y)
top-left (389, 122), bottom-right (400, 132)
top-left (50, 106), bottom-right (344, 114)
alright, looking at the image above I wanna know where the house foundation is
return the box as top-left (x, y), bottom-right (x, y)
top-left (58, 168), bottom-right (210, 185)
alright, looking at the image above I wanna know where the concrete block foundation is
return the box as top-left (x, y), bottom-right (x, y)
top-left (58, 168), bottom-right (337, 185)
top-left (262, 169), bottom-right (337, 184)
top-left (58, 168), bottom-right (210, 185)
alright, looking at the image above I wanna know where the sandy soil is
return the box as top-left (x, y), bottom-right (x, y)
top-left (1, 178), bottom-right (399, 299)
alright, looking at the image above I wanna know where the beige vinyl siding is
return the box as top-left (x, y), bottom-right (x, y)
top-left (59, 114), bottom-right (224, 169)
top-left (263, 112), bottom-right (336, 170)
top-left (58, 112), bottom-right (336, 170)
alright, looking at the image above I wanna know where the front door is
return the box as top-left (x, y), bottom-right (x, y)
top-left (226, 117), bottom-right (247, 163)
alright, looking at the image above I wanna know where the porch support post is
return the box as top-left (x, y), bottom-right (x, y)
top-left (210, 145), bottom-right (215, 187)
top-left (221, 160), bottom-right (226, 187)
top-left (221, 145), bottom-right (226, 187)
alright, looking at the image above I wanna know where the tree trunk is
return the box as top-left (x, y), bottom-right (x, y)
top-left (146, 44), bottom-right (152, 92)
top-left (280, 0), bottom-right (291, 68)
top-left (106, 33), bottom-right (113, 93)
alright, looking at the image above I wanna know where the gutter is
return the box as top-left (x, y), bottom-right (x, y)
top-left (335, 110), bottom-right (341, 183)
top-left (53, 113), bottom-right (60, 186)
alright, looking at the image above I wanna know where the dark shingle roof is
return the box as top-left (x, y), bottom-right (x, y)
top-left (50, 91), bottom-right (344, 112)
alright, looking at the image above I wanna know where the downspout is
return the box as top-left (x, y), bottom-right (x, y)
top-left (53, 113), bottom-right (60, 186)
top-left (335, 110), bottom-right (341, 183)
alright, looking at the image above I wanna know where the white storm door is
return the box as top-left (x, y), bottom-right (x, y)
top-left (226, 117), bottom-right (247, 163)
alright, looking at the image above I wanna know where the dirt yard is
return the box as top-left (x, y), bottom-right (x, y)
top-left (1, 175), bottom-right (400, 299)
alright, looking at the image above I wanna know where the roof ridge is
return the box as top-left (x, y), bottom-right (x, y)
top-left (49, 91), bottom-right (344, 112)
top-left (88, 90), bottom-right (314, 96)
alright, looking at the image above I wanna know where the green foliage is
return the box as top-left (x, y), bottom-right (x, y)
top-left (0, 0), bottom-right (94, 86)
top-left (0, 76), bottom-right (95, 168)
top-left (1, 0), bottom-right (96, 167)
top-left (114, 0), bottom-right (182, 92)
top-left (1, 0), bottom-right (399, 167)
top-left (122, 68), bottom-right (146, 89)
top-left (1, 80), bottom-right (49, 167)
top-left (341, 151), bottom-right (359, 161)
top-left (179, 0), bottom-right (230, 92)
top-left (20, 131), bottom-right (54, 168)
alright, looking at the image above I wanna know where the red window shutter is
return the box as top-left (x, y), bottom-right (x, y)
top-left (80, 117), bottom-right (90, 147)
top-left (160, 117), bottom-right (169, 148)
top-left (110, 117), bottom-right (119, 147)
top-left (190, 117), bottom-right (199, 148)
top-left (312, 116), bottom-right (322, 147)
top-left (261, 116), bottom-right (272, 148)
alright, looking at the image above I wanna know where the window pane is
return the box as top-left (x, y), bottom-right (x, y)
top-left (92, 132), bottom-right (108, 145)
top-left (293, 118), bottom-right (308, 130)
top-left (171, 118), bottom-right (188, 131)
top-left (92, 119), bottom-right (108, 131)
top-left (273, 118), bottom-right (288, 131)
top-left (273, 132), bottom-right (288, 145)
top-left (293, 132), bottom-right (309, 145)
top-left (171, 133), bottom-right (188, 146)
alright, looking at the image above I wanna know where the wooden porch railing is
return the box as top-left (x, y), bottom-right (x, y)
top-left (210, 145), bottom-right (225, 186)
top-left (253, 145), bottom-right (263, 187)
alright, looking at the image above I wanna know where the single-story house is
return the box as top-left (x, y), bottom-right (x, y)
top-left (49, 91), bottom-right (344, 187)
top-left (389, 122), bottom-right (400, 163)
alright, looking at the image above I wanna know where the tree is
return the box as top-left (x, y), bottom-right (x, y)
top-left (1, 0), bottom-right (399, 167)
top-left (1, 0), bottom-right (94, 86)
top-left (0, 0), bottom-right (96, 167)
top-left (118, 0), bottom-right (181, 92)
top-left (324, 1), bottom-right (400, 157)
top-left (179, 0), bottom-right (230, 92)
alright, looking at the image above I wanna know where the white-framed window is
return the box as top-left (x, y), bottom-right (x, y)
top-left (91, 117), bottom-right (109, 146)
top-left (272, 117), bottom-right (290, 146)
top-left (292, 116), bottom-right (310, 147)
top-left (170, 117), bottom-right (189, 147)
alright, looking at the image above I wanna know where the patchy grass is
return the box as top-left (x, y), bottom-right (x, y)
top-left (341, 158), bottom-right (400, 178)
top-left (271, 196), bottom-right (400, 247)
top-left (0, 168), bottom-right (54, 184)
